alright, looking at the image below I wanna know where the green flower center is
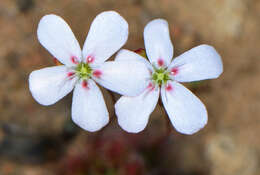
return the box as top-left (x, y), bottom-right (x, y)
top-left (152, 67), bottom-right (170, 85)
top-left (75, 62), bottom-right (92, 79)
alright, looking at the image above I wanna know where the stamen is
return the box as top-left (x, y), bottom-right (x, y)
top-left (93, 70), bottom-right (102, 78)
top-left (75, 62), bottom-right (92, 79)
top-left (152, 67), bottom-right (170, 86)
top-left (71, 56), bottom-right (79, 64)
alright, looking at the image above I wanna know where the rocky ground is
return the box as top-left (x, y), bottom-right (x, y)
top-left (0, 0), bottom-right (260, 174)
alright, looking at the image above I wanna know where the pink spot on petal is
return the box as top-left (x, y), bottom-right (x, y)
top-left (166, 84), bottom-right (173, 91)
top-left (157, 59), bottom-right (164, 67)
top-left (67, 72), bottom-right (75, 80)
top-left (147, 82), bottom-right (155, 91)
top-left (170, 67), bottom-right (179, 76)
top-left (67, 72), bottom-right (75, 77)
top-left (71, 56), bottom-right (79, 64)
top-left (93, 70), bottom-right (102, 78)
top-left (86, 55), bottom-right (95, 63)
top-left (82, 80), bottom-right (89, 89)
top-left (147, 82), bottom-right (153, 88)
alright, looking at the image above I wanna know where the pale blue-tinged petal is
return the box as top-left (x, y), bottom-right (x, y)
top-left (115, 85), bottom-right (159, 133)
top-left (144, 19), bottom-right (174, 68)
top-left (37, 14), bottom-right (82, 66)
top-left (82, 11), bottom-right (128, 65)
top-left (168, 45), bottom-right (223, 82)
top-left (72, 79), bottom-right (109, 132)
top-left (29, 66), bottom-right (77, 105)
top-left (161, 81), bottom-right (207, 135)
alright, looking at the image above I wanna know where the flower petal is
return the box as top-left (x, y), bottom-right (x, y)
top-left (161, 81), bottom-right (207, 135)
top-left (168, 45), bottom-right (223, 82)
top-left (29, 66), bottom-right (77, 106)
top-left (93, 61), bottom-right (150, 96)
top-left (82, 11), bottom-right (128, 65)
top-left (144, 19), bottom-right (173, 68)
top-left (115, 84), bottom-right (159, 133)
top-left (72, 79), bottom-right (109, 132)
top-left (115, 49), bottom-right (153, 71)
top-left (37, 14), bottom-right (82, 66)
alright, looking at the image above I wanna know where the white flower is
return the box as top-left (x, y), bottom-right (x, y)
top-left (29, 11), bottom-right (150, 132)
top-left (115, 19), bottom-right (223, 134)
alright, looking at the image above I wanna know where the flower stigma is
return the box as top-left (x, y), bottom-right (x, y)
top-left (75, 62), bottom-right (92, 80)
top-left (152, 67), bottom-right (171, 86)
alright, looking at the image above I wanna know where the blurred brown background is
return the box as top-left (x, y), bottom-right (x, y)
top-left (0, 0), bottom-right (260, 174)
